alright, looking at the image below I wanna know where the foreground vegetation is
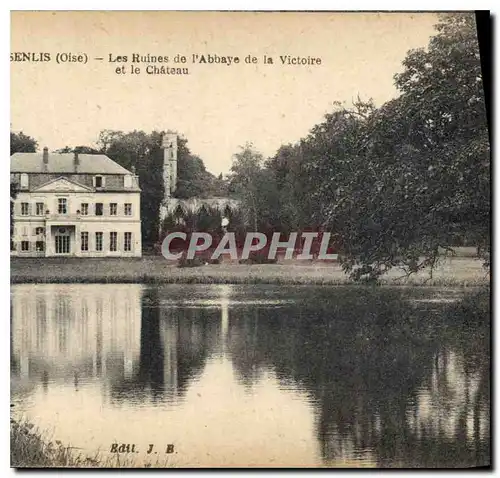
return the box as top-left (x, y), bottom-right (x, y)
top-left (11, 255), bottom-right (489, 286)
top-left (11, 418), bottom-right (171, 468)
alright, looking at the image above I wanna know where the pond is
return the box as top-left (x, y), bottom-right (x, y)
top-left (11, 283), bottom-right (490, 468)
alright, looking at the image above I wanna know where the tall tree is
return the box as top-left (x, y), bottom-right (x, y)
top-left (306, 13), bottom-right (490, 278)
top-left (227, 13), bottom-right (489, 279)
top-left (96, 130), bottom-right (165, 246)
top-left (96, 129), bottom-right (222, 247)
top-left (174, 139), bottom-right (220, 199)
top-left (228, 143), bottom-right (266, 232)
top-left (393, 12), bottom-right (490, 262)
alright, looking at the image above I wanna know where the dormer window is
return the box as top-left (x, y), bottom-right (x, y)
top-left (124, 174), bottom-right (132, 188)
top-left (94, 175), bottom-right (105, 188)
top-left (20, 173), bottom-right (28, 189)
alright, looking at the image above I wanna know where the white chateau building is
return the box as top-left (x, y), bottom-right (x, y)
top-left (10, 148), bottom-right (142, 257)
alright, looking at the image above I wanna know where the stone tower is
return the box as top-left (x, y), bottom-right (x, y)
top-left (159, 133), bottom-right (178, 233)
top-left (162, 132), bottom-right (178, 197)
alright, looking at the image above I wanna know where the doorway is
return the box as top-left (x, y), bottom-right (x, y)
top-left (55, 228), bottom-right (71, 254)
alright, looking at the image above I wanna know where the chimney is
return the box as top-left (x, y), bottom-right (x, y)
top-left (42, 147), bottom-right (49, 172)
top-left (74, 151), bottom-right (80, 171)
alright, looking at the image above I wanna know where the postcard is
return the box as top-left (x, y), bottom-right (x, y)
top-left (10, 10), bottom-right (491, 469)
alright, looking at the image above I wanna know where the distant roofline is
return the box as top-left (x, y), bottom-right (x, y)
top-left (11, 171), bottom-right (132, 175)
top-left (10, 151), bottom-right (135, 176)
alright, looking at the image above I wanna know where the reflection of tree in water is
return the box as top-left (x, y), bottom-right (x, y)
top-left (226, 308), bottom-right (269, 389)
top-left (400, 299), bottom-right (490, 468)
top-left (109, 289), bottom-right (220, 405)
top-left (226, 288), bottom-right (490, 468)
top-left (173, 306), bottom-right (220, 393)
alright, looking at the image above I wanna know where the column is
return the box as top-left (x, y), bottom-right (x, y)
top-left (74, 224), bottom-right (80, 257)
top-left (44, 224), bottom-right (51, 256)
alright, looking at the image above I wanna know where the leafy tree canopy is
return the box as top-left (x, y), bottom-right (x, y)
top-left (228, 13), bottom-right (489, 279)
top-left (11, 131), bottom-right (37, 154)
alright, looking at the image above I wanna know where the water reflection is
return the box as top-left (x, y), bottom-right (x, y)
top-left (11, 285), bottom-right (141, 385)
top-left (11, 284), bottom-right (490, 468)
top-left (110, 288), bottom-right (220, 405)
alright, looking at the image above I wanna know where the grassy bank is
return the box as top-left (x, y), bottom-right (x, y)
top-left (11, 418), bottom-right (170, 468)
top-left (11, 256), bottom-right (489, 287)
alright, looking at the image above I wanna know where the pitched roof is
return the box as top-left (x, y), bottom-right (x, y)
top-left (10, 152), bottom-right (133, 175)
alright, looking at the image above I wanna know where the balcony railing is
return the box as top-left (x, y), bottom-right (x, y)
top-left (45, 213), bottom-right (82, 221)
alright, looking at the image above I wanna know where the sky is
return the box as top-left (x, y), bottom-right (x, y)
top-left (10, 11), bottom-right (439, 175)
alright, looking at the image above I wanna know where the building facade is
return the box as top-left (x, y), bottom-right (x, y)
top-left (11, 148), bottom-right (142, 257)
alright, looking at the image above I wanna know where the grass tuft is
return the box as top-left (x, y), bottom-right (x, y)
top-left (11, 418), bottom-right (172, 468)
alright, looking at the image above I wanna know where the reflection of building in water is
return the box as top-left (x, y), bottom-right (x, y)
top-left (11, 283), bottom-right (223, 405)
top-left (109, 286), bottom-right (221, 404)
top-left (11, 284), bottom-right (142, 383)
top-left (12, 282), bottom-right (266, 404)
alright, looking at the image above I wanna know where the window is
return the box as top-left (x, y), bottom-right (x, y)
top-left (10, 240), bottom-right (16, 252)
top-left (110, 203), bottom-right (117, 216)
top-left (124, 175), bottom-right (132, 188)
top-left (124, 203), bottom-right (132, 216)
top-left (95, 176), bottom-right (104, 188)
top-left (21, 203), bottom-right (29, 216)
top-left (55, 235), bottom-right (70, 254)
top-left (110, 232), bottom-right (117, 252)
top-left (35, 241), bottom-right (45, 252)
top-left (81, 232), bottom-right (89, 252)
top-left (124, 232), bottom-right (132, 252)
top-left (35, 227), bottom-right (45, 236)
top-left (95, 232), bottom-right (103, 251)
top-left (21, 241), bottom-right (29, 252)
top-left (20, 173), bottom-right (28, 189)
top-left (80, 203), bottom-right (88, 215)
top-left (58, 198), bottom-right (67, 214)
top-left (95, 203), bottom-right (103, 216)
top-left (36, 202), bottom-right (44, 216)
